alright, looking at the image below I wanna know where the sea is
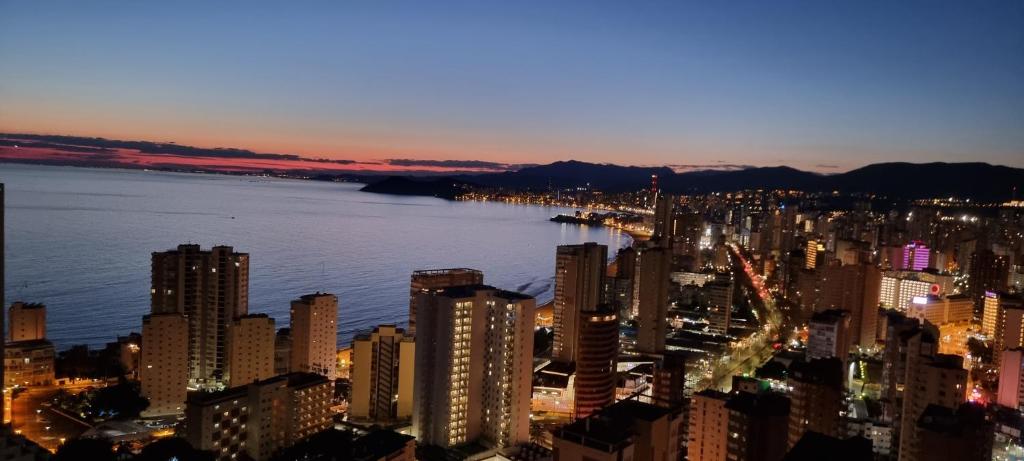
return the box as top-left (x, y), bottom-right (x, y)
top-left (0, 163), bottom-right (629, 349)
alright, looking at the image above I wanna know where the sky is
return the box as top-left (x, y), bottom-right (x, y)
top-left (1, 1), bottom-right (1022, 172)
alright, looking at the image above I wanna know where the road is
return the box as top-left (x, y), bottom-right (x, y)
top-left (698, 244), bottom-right (785, 391)
top-left (10, 388), bottom-right (90, 452)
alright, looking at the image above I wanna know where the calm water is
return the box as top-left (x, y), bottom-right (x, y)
top-left (0, 164), bottom-right (629, 348)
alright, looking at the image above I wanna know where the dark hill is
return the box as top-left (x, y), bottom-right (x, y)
top-left (359, 176), bottom-right (476, 199)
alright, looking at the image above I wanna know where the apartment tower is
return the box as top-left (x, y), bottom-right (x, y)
top-left (411, 284), bottom-right (534, 449)
top-left (289, 293), bottom-right (338, 380)
top-left (553, 243), bottom-right (607, 363)
top-left (408, 268), bottom-right (483, 336)
top-left (224, 314), bottom-right (276, 388)
top-left (151, 244), bottom-right (249, 389)
top-left (350, 324), bottom-right (415, 422)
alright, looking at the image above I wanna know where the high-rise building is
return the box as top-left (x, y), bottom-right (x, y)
top-left (289, 293), bottom-right (338, 380)
top-left (806, 310), bottom-right (851, 363)
top-left (997, 348), bottom-right (1024, 410)
top-left (553, 243), bottom-right (607, 363)
top-left (970, 249), bottom-right (1010, 311)
top-left (879, 270), bottom-right (953, 312)
top-left (412, 284), bottom-right (534, 449)
top-left (634, 244), bottom-right (671, 354)
top-left (817, 263), bottom-right (881, 349)
top-left (905, 294), bottom-right (973, 326)
top-left (915, 403), bottom-right (993, 461)
top-left (224, 314), bottom-right (276, 388)
top-left (408, 268), bottom-right (483, 336)
top-left (141, 312), bottom-right (189, 416)
top-left (349, 325), bottom-right (415, 423)
top-left (151, 244), bottom-right (249, 389)
top-left (688, 389), bottom-right (730, 461)
top-left (725, 391), bottom-right (791, 461)
top-left (706, 273), bottom-right (734, 336)
top-left (786, 358), bottom-right (844, 448)
top-left (7, 302), bottom-right (45, 342)
top-left (897, 353), bottom-right (967, 461)
top-left (986, 292), bottom-right (1024, 366)
top-left (553, 399), bottom-right (685, 461)
top-left (652, 351), bottom-right (687, 409)
top-left (572, 305), bottom-right (618, 419)
top-left (652, 193), bottom-right (675, 243)
top-left (804, 240), bottom-right (821, 270)
top-left (902, 241), bottom-right (931, 271)
top-left (185, 372), bottom-right (333, 461)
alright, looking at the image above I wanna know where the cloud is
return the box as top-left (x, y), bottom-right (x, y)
top-left (387, 158), bottom-right (520, 170)
top-left (667, 163), bottom-right (755, 173)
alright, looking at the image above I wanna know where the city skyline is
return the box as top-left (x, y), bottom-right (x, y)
top-left (2, 1), bottom-right (1023, 171)
top-left (2, 2), bottom-right (1023, 460)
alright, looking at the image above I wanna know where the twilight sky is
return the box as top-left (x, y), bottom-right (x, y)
top-left (1, 1), bottom-right (1022, 171)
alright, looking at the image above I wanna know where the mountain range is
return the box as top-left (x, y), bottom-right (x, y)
top-left (363, 160), bottom-right (1024, 202)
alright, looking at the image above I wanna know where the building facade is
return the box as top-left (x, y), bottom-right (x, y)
top-left (408, 268), bottom-right (483, 336)
top-left (151, 244), bottom-right (249, 389)
top-left (349, 325), bottom-right (415, 423)
top-left (290, 293), bottom-right (338, 380)
top-left (185, 372), bottom-right (333, 461)
top-left (552, 243), bottom-right (607, 363)
top-left (412, 284), bottom-right (534, 449)
top-left (141, 312), bottom-right (189, 416)
top-left (225, 314), bottom-right (276, 388)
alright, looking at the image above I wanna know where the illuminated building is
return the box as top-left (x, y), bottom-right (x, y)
top-left (902, 241), bottom-right (931, 271)
top-left (151, 244), bottom-right (249, 390)
top-left (349, 325), bottom-right (415, 423)
top-left (986, 292), bottom-right (1024, 366)
top-left (688, 389), bottom-right (730, 461)
top-left (878, 270), bottom-right (953, 312)
top-left (185, 372), bottom-right (333, 461)
top-left (225, 314), bottom-right (276, 388)
top-left (553, 243), bottom-right (607, 363)
top-left (408, 268), bottom-right (483, 336)
top-left (905, 294), bottom-right (973, 325)
top-left (532, 360), bottom-right (575, 414)
top-left (411, 284), bottom-right (534, 449)
top-left (141, 312), bottom-right (189, 416)
top-left (7, 302), bottom-right (45, 342)
top-left (3, 340), bottom-right (54, 388)
top-left (573, 305), bottom-right (618, 419)
top-left (289, 293), bottom-right (338, 380)
top-left (804, 239), bottom-right (822, 270)
top-left (706, 273), bottom-right (734, 336)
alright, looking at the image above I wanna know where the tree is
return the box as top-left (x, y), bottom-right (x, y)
top-left (53, 438), bottom-right (117, 461)
top-left (92, 379), bottom-right (149, 419)
top-left (136, 438), bottom-right (214, 461)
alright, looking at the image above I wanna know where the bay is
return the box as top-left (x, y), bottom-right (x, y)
top-left (0, 164), bottom-right (629, 348)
